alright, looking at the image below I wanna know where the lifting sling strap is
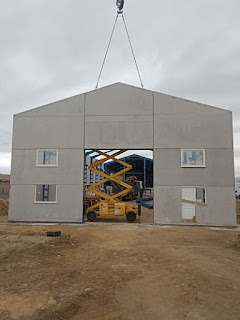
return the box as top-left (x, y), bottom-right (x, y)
top-left (95, 7), bottom-right (144, 89)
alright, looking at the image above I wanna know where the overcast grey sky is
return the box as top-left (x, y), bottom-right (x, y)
top-left (0, 0), bottom-right (239, 175)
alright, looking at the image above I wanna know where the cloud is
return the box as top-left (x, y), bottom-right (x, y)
top-left (0, 0), bottom-right (240, 175)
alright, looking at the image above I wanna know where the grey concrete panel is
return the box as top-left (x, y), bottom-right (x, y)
top-left (85, 83), bottom-right (154, 116)
top-left (8, 184), bottom-right (83, 223)
top-left (13, 116), bottom-right (84, 149)
top-left (196, 187), bottom-right (236, 226)
top-left (154, 112), bottom-right (233, 149)
top-left (11, 149), bottom-right (84, 185)
top-left (154, 186), bottom-right (236, 226)
top-left (85, 115), bottom-right (153, 149)
top-left (154, 186), bottom-right (182, 224)
top-left (154, 92), bottom-right (230, 115)
top-left (154, 148), bottom-right (235, 187)
top-left (16, 95), bottom-right (85, 117)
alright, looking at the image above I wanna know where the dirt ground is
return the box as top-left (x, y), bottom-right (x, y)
top-left (0, 223), bottom-right (240, 320)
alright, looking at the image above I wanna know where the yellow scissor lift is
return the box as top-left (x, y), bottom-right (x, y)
top-left (85, 150), bottom-right (138, 222)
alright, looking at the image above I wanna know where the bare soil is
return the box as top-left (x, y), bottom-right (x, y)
top-left (0, 223), bottom-right (239, 320)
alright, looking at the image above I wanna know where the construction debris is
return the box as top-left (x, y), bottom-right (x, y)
top-left (46, 231), bottom-right (62, 237)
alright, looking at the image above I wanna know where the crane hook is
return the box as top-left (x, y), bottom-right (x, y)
top-left (116, 0), bottom-right (124, 13)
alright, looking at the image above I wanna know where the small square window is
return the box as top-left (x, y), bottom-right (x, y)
top-left (35, 185), bottom-right (57, 203)
top-left (181, 149), bottom-right (205, 167)
top-left (37, 150), bottom-right (58, 166)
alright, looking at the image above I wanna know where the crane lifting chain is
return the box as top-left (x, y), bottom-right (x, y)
top-left (95, 1), bottom-right (144, 89)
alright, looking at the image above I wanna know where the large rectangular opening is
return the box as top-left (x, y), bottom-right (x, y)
top-left (83, 150), bottom-right (153, 223)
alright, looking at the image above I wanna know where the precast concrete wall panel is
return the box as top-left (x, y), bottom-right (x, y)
top-left (154, 113), bottom-right (233, 149)
top-left (11, 149), bottom-right (84, 185)
top-left (154, 92), bottom-right (228, 115)
top-left (153, 186), bottom-right (237, 226)
top-left (9, 184), bottom-right (83, 223)
top-left (10, 94), bottom-right (85, 223)
top-left (195, 187), bottom-right (236, 226)
top-left (85, 83), bottom-right (153, 116)
top-left (17, 95), bottom-right (85, 117)
top-left (154, 148), bottom-right (235, 187)
top-left (13, 116), bottom-right (85, 150)
top-left (85, 115), bottom-right (153, 149)
top-left (154, 186), bottom-right (182, 224)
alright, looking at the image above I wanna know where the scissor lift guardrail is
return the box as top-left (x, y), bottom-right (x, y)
top-left (86, 150), bottom-right (137, 218)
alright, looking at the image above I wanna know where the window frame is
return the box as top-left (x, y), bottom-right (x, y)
top-left (181, 149), bottom-right (206, 168)
top-left (34, 185), bottom-right (58, 204)
top-left (36, 149), bottom-right (58, 167)
top-left (181, 186), bottom-right (207, 205)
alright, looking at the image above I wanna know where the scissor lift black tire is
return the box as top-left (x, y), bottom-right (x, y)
top-left (126, 211), bottom-right (136, 222)
top-left (87, 210), bottom-right (97, 222)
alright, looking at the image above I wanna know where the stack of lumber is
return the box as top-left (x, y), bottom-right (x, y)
top-left (0, 199), bottom-right (9, 217)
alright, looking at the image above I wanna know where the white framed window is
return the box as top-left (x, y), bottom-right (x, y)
top-left (181, 187), bottom-right (207, 204)
top-left (181, 149), bottom-right (205, 167)
top-left (196, 187), bottom-right (207, 204)
top-left (36, 150), bottom-right (58, 167)
top-left (35, 185), bottom-right (57, 203)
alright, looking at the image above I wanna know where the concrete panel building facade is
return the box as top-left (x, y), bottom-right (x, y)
top-left (9, 83), bottom-right (237, 226)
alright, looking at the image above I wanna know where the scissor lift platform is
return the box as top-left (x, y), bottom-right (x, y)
top-left (85, 150), bottom-right (138, 222)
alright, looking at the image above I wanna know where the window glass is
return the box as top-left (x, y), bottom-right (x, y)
top-left (181, 187), bottom-right (206, 204)
top-left (196, 188), bottom-right (206, 204)
top-left (37, 150), bottom-right (58, 166)
top-left (35, 185), bottom-right (57, 202)
top-left (182, 150), bottom-right (205, 167)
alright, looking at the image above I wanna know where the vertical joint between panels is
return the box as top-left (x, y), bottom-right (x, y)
top-left (153, 92), bottom-right (155, 223)
top-left (84, 93), bottom-right (86, 150)
top-left (153, 92), bottom-right (155, 149)
top-left (82, 93), bottom-right (87, 222)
